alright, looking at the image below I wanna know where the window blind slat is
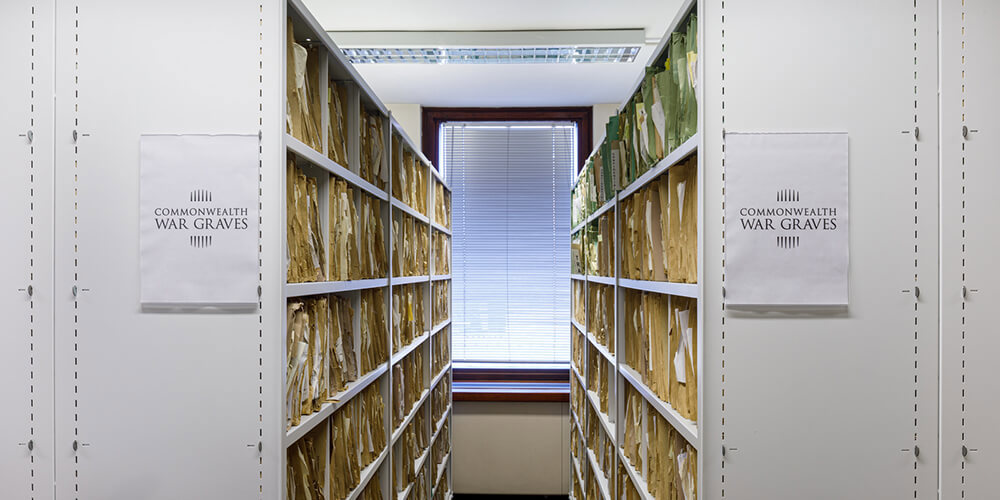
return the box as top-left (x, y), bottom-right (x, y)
top-left (443, 122), bottom-right (573, 364)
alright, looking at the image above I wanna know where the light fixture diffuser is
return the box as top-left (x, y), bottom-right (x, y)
top-left (343, 46), bottom-right (641, 64)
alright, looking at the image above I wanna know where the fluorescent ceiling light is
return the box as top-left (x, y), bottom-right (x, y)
top-left (330, 29), bottom-right (645, 64)
top-left (342, 46), bottom-right (641, 64)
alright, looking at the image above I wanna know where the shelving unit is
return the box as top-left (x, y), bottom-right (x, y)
top-left (282, 1), bottom-right (452, 498)
top-left (3, 0), bottom-right (984, 498)
top-left (569, 1), bottom-right (701, 499)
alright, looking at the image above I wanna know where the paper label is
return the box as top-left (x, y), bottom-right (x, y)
top-left (677, 309), bottom-right (691, 364)
top-left (724, 133), bottom-right (849, 305)
top-left (678, 451), bottom-right (694, 500)
top-left (651, 94), bottom-right (667, 141)
top-left (637, 106), bottom-right (650, 155)
top-left (676, 180), bottom-right (686, 223)
top-left (673, 341), bottom-right (687, 384)
top-left (140, 135), bottom-right (260, 305)
top-left (611, 150), bottom-right (621, 188)
top-left (645, 199), bottom-right (654, 271)
top-left (673, 309), bottom-right (688, 384)
top-left (687, 52), bottom-right (698, 91)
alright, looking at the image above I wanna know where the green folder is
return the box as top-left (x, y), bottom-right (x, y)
top-left (605, 115), bottom-right (620, 190)
top-left (684, 14), bottom-right (698, 138)
top-left (641, 69), bottom-right (660, 166)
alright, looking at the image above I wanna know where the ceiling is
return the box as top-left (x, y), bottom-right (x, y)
top-left (302, 0), bottom-right (683, 107)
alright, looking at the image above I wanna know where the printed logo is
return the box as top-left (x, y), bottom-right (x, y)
top-left (737, 189), bottom-right (839, 250)
top-left (153, 189), bottom-right (250, 249)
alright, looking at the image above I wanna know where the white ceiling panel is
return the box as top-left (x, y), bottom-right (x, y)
top-left (302, 0), bottom-right (682, 106)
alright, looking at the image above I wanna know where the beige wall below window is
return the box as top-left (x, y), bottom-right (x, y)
top-left (453, 401), bottom-right (570, 495)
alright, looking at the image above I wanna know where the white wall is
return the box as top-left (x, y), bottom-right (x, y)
top-left (453, 401), bottom-right (570, 495)
top-left (386, 103), bottom-right (423, 146)
top-left (592, 102), bottom-right (619, 146)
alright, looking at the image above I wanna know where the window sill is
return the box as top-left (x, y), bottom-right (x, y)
top-left (452, 366), bottom-right (569, 403)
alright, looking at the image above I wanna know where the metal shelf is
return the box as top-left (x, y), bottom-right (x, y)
top-left (586, 197), bottom-right (616, 225)
top-left (287, 0), bottom-right (390, 116)
top-left (433, 452), bottom-right (451, 492)
top-left (345, 447), bottom-right (389, 500)
top-left (390, 388), bottom-right (431, 445)
top-left (618, 278), bottom-right (698, 298)
top-left (431, 274), bottom-right (451, 282)
top-left (431, 318), bottom-right (451, 335)
top-left (286, 133), bottom-right (388, 201)
top-left (431, 365), bottom-right (451, 390)
top-left (572, 455), bottom-right (586, 497)
top-left (587, 333), bottom-right (615, 365)
top-left (408, 447), bottom-right (432, 498)
top-left (431, 222), bottom-right (451, 235)
top-left (390, 117), bottom-right (437, 172)
top-left (391, 197), bottom-right (430, 224)
top-left (571, 319), bottom-right (586, 334)
top-left (586, 449), bottom-right (613, 500)
top-left (431, 406), bottom-right (451, 442)
top-left (586, 389), bottom-right (616, 446)
top-left (618, 447), bottom-right (655, 500)
top-left (571, 274), bottom-right (586, 282)
top-left (285, 278), bottom-right (388, 297)
top-left (397, 481), bottom-right (414, 500)
top-left (392, 275), bottom-right (430, 286)
top-left (618, 134), bottom-right (699, 200)
top-left (285, 362), bottom-right (389, 447)
top-left (572, 365), bottom-right (586, 388)
top-left (571, 403), bottom-right (586, 443)
top-left (619, 364), bottom-right (698, 450)
top-left (391, 332), bottom-right (429, 366)
top-left (588, 275), bottom-right (615, 286)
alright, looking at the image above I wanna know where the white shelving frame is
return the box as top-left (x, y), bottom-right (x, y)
top-left (569, 1), bottom-right (702, 499)
top-left (0, 0), bottom-right (991, 498)
top-left (280, 2), bottom-right (453, 499)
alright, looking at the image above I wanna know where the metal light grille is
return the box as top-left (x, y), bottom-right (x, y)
top-left (343, 46), bottom-right (641, 64)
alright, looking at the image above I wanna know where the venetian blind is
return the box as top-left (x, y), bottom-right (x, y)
top-left (441, 122), bottom-right (574, 364)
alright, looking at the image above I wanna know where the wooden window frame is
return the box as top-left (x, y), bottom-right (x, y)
top-left (423, 107), bottom-right (588, 402)
top-left (452, 367), bottom-right (569, 403)
top-left (421, 106), bottom-right (593, 173)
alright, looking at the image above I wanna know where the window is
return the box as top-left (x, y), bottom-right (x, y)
top-left (441, 122), bottom-right (575, 366)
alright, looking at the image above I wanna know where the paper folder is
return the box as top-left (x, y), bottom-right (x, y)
top-left (667, 157), bottom-right (698, 284)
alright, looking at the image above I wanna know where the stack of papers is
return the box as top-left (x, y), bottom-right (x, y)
top-left (358, 288), bottom-right (389, 375)
top-left (392, 284), bottom-right (426, 353)
top-left (287, 157), bottom-right (326, 283)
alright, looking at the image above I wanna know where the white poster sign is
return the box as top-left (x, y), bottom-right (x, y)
top-left (140, 135), bottom-right (260, 305)
top-left (724, 133), bottom-right (849, 306)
